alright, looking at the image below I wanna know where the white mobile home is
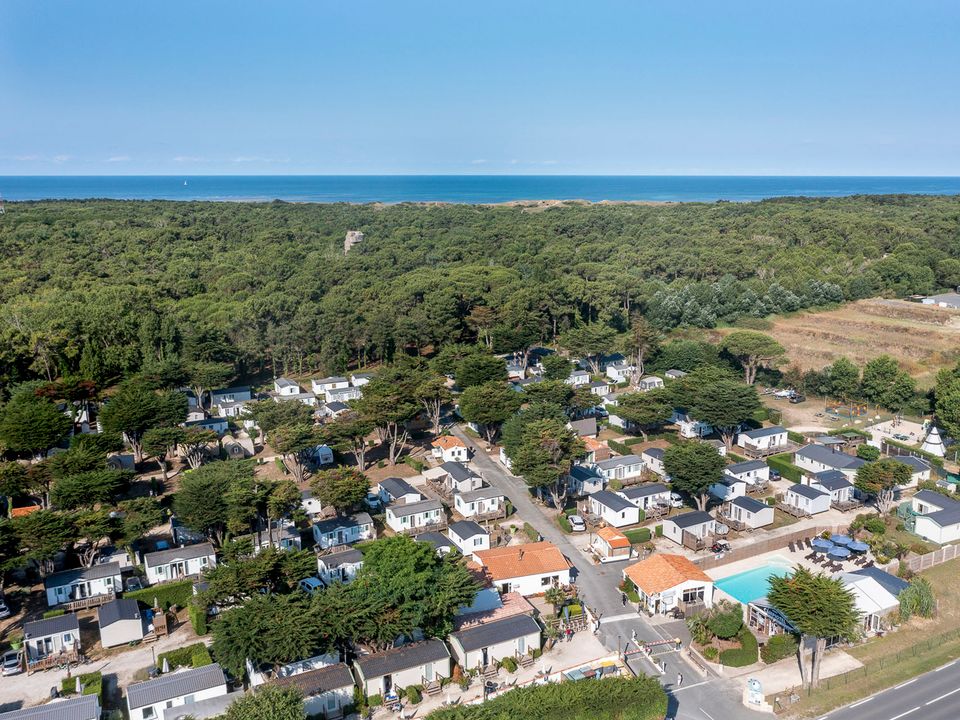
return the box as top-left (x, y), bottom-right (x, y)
top-left (594, 454), bottom-right (644, 482)
top-left (449, 614), bottom-right (541, 670)
top-left (641, 447), bottom-right (666, 476)
top-left (453, 486), bottom-right (506, 518)
top-left (98, 598), bottom-right (147, 648)
top-left (312, 513), bottom-right (375, 549)
top-left (723, 496), bottom-right (774, 529)
top-left (23, 614), bottom-right (81, 666)
top-left (353, 640), bottom-right (450, 698)
top-left (912, 490), bottom-right (960, 544)
top-left (143, 544), bottom-right (216, 586)
top-left (385, 498), bottom-right (445, 533)
top-left (794, 444), bottom-right (865, 481)
top-left (447, 520), bottom-right (490, 556)
top-left (44, 562), bottom-right (122, 607)
top-left (273, 663), bottom-right (355, 719)
top-left (784, 483), bottom-right (831, 516)
top-left (662, 511), bottom-right (716, 546)
top-left (617, 483), bottom-right (671, 511)
top-left (377, 477), bottom-right (423, 505)
top-left (588, 490), bottom-right (641, 528)
top-left (317, 546), bottom-right (364, 585)
top-left (737, 426), bottom-right (789, 455)
top-left (126, 664), bottom-right (229, 720)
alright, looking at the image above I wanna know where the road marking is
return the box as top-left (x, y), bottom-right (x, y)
top-left (895, 678), bottom-right (917, 689)
top-left (849, 697), bottom-right (873, 708)
top-left (698, 708), bottom-right (716, 720)
top-left (671, 680), bottom-right (710, 693)
top-left (925, 687), bottom-right (960, 705)
top-left (603, 612), bottom-right (639, 623)
top-left (888, 706), bottom-right (920, 720)
top-left (934, 660), bottom-right (956, 671)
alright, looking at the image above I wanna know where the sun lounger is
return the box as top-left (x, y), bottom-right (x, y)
top-left (805, 538), bottom-right (813, 549)
top-left (788, 541), bottom-right (796, 552)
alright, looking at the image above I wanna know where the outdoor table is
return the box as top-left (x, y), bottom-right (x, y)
top-left (828, 546), bottom-right (851, 559)
top-left (830, 534), bottom-right (852, 545)
top-left (811, 538), bottom-right (834, 551)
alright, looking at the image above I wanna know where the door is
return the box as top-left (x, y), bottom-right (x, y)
top-left (383, 675), bottom-right (393, 695)
top-left (424, 662), bottom-right (435, 682)
top-left (517, 636), bottom-right (526, 655)
top-left (481, 648), bottom-right (489, 667)
top-left (337, 530), bottom-right (345, 545)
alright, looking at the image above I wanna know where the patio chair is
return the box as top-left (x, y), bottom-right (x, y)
top-left (863, 560), bottom-right (874, 568)
top-left (805, 538), bottom-right (813, 549)
top-left (788, 541), bottom-right (795, 552)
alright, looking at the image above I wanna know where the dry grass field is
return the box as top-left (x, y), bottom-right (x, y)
top-left (716, 299), bottom-right (960, 389)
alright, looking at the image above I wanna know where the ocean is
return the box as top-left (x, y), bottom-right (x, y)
top-left (2, 175), bottom-right (960, 204)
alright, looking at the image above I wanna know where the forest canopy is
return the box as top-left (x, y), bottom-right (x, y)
top-left (1, 195), bottom-right (958, 391)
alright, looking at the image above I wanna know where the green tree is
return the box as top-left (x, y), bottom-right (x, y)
top-left (243, 399), bottom-right (314, 444)
top-left (663, 442), bottom-right (725, 511)
top-left (521, 381), bottom-right (576, 411)
top-left (624, 315), bottom-right (661, 383)
top-left (223, 685), bottom-right (305, 720)
top-left (688, 378), bottom-right (762, 448)
top-left (212, 593), bottom-right (329, 677)
top-left (354, 361), bottom-right (423, 464)
top-left (934, 364), bottom-right (960, 441)
top-left (142, 426), bottom-right (186, 483)
top-left (500, 403), bottom-right (567, 458)
top-left (829, 357), bottom-right (861, 404)
top-left (721, 331), bottom-right (785, 385)
top-left (74, 509), bottom-right (120, 566)
top-left (98, 380), bottom-right (173, 463)
top-left (324, 412), bottom-right (373, 471)
top-left (608, 388), bottom-right (673, 441)
top-left (0, 461), bottom-right (31, 500)
top-left (856, 444), bottom-right (881, 461)
top-left (540, 354), bottom-right (573, 382)
top-left (0, 391), bottom-right (72, 460)
top-left (271, 424), bottom-right (322, 483)
top-left (511, 418), bottom-right (584, 511)
top-left (173, 460), bottom-right (256, 545)
top-left (417, 375), bottom-right (452, 435)
top-left (186, 360), bottom-right (234, 410)
top-left (50, 469), bottom-right (127, 510)
top-left (11, 510), bottom-right (76, 575)
top-left (559, 323), bottom-right (617, 375)
top-left (455, 353), bottom-right (507, 389)
top-left (115, 497), bottom-right (166, 548)
top-left (180, 427), bottom-right (218, 470)
top-left (310, 467), bottom-right (370, 515)
top-left (855, 459), bottom-right (913, 514)
top-left (458, 381), bottom-right (522, 444)
top-left (767, 567), bottom-right (860, 689)
top-left (861, 355), bottom-right (915, 411)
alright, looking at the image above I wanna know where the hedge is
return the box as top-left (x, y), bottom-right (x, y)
top-left (725, 452), bottom-right (747, 463)
top-left (883, 439), bottom-right (945, 467)
top-left (427, 676), bottom-right (667, 720)
top-left (189, 602), bottom-right (208, 635)
top-left (157, 642), bottom-right (211, 670)
top-left (768, 454), bottom-right (803, 483)
top-left (608, 439), bottom-right (631, 455)
top-left (557, 515), bottom-right (572, 533)
top-left (761, 633), bottom-right (798, 664)
top-left (624, 528), bottom-right (651, 544)
top-left (126, 578), bottom-right (193, 610)
top-left (654, 524), bottom-right (663, 537)
top-left (43, 609), bottom-right (66, 619)
top-left (719, 628), bottom-right (759, 667)
top-left (787, 430), bottom-right (806, 444)
top-left (61, 672), bottom-right (103, 702)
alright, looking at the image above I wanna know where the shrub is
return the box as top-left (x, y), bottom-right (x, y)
top-left (856, 445), bottom-right (881, 461)
top-left (608, 439), bottom-right (632, 455)
top-left (787, 430), bottom-right (806, 444)
top-left (864, 517), bottom-right (886, 535)
top-left (427, 676), bottom-right (667, 720)
top-left (760, 634), bottom-right (798, 664)
top-left (367, 694), bottom-right (383, 707)
top-left (701, 645), bottom-right (719, 660)
top-left (619, 578), bottom-right (640, 603)
top-left (189, 602), bottom-right (208, 635)
top-left (500, 656), bottom-right (518, 672)
top-left (765, 496), bottom-right (776, 506)
top-left (706, 601), bottom-right (744, 640)
top-left (719, 628), bottom-right (759, 667)
top-left (624, 528), bottom-right (651, 544)
top-left (734, 316), bottom-right (772, 331)
top-left (157, 642), bottom-right (211, 670)
top-left (566, 603), bottom-right (583, 617)
top-left (654, 524), bottom-right (663, 537)
top-left (126, 578), bottom-right (193, 610)
top-left (557, 514), bottom-right (572, 533)
top-left (404, 686), bottom-right (422, 704)
top-left (523, 522), bottom-right (540, 542)
top-left (191, 645), bottom-right (213, 667)
top-left (899, 577), bottom-right (936, 620)
top-left (530, 648), bottom-right (543, 659)
top-left (61, 672), bottom-right (103, 701)
top-left (608, 478), bottom-right (623, 491)
top-left (403, 456), bottom-right (426, 473)
top-left (43, 609), bottom-right (66, 619)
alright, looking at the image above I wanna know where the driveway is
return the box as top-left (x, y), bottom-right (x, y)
top-left (453, 427), bottom-right (763, 720)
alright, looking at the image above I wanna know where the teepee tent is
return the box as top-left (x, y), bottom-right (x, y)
top-left (921, 426), bottom-right (946, 458)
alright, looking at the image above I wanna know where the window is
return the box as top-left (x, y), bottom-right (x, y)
top-left (184, 695), bottom-right (195, 705)
top-left (541, 576), bottom-right (552, 587)
top-left (200, 557), bottom-right (209, 567)
top-left (682, 587), bottom-right (705, 603)
top-left (142, 708), bottom-right (156, 720)
top-left (474, 537), bottom-right (483, 546)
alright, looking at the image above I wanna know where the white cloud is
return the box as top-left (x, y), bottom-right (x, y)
top-left (173, 155), bottom-right (205, 163)
top-left (470, 159), bottom-right (488, 165)
top-left (106, 155), bottom-right (130, 163)
top-left (52, 154), bottom-right (72, 163)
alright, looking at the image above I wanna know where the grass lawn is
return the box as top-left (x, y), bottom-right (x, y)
top-left (777, 557), bottom-right (960, 717)
top-left (769, 509), bottom-right (800, 531)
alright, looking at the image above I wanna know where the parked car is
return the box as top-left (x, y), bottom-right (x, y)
top-left (789, 394), bottom-right (806, 404)
top-left (298, 577), bottom-right (324, 595)
top-left (893, 433), bottom-right (910, 441)
top-left (668, 493), bottom-right (684, 508)
top-left (1, 651), bottom-right (21, 676)
top-left (0, 593), bottom-right (10, 619)
top-left (568, 515), bottom-right (586, 532)
top-left (124, 577), bottom-right (143, 593)
top-left (770, 469), bottom-right (781, 481)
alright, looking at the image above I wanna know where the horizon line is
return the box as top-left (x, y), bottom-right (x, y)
top-left (3, 173), bottom-right (960, 179)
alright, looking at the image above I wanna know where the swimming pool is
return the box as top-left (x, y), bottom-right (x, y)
top-left (714, 558), bottom-right (794, 604)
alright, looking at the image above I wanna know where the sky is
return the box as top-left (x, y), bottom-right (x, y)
top-left (2, 1), bottom-right (959, 176)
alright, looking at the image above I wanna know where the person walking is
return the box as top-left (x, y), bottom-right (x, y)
top-left (676, 672), bottom-right (683, 687)
top-left (621, 592), bottom-right (627, 607)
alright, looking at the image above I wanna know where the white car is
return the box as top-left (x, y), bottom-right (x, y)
top-left (668, 493), bottom-right (684, 508)
top-left (1, 651), bottom-right (21, 676)
top-left (568, 515), bottom-right (586, 532)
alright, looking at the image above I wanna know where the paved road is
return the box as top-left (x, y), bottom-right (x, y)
top-left (454, 427), bottom-right (758, 720)
top-left (822, 659), bottom-right (960, 720)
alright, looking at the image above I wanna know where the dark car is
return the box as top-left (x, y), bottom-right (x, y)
top-left (789, 394), bottom-right (806, 404)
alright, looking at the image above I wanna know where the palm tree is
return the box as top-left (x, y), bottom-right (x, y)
top-left (544, 585), bottom-right (567, 615)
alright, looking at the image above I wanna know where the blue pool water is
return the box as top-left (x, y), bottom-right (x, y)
top-left (714, 559), bottom-right (794, 604)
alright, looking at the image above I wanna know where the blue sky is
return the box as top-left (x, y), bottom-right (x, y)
top-left (2, 1), bottom-right (958, 175)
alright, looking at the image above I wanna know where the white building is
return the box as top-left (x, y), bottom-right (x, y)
top-left (723, 496), bottom-right (774, 529)
top-left (311, 376), bottom-right (350, 395)
top-left (143, 544), bottom-right (216, 586)
top-left (431, 436), bottom-right (471, 463)
top-left (588, 490), bottom-right (641, 528)
top-left (671, 410), bottom-right (712, 439)
top-left (43, 562), bottom-right (122, 607)
top-left (353, 640), bottom-right (450, 698)
top-left (474, 542), bottom-right (571, 596)
top-left (636, 376), bottom-right (664, 392)
top-left (436, 461), bottom-right (483, 493)
top-left (605, 362), bottom-right (635, 384)
top-left (385, 498), bottom-right (445, 533)
top-left (810, 470), bottom-right (855, 505)
top-left (723, 459), bottom-right (770, 486)
top-left (312, 513), bottom-right (375, 549)
top-left (453, 486), bottom-right (506, 518)
top-left (98, 598), bottom-right (147, 648)
top-left (126, 664), bottom-right (229, 720)
top-left (377, 477), bottom-right (423, 505)
top-left (316, 546), bottom-right (364, 585)
top-left (447, 520), bottom-right (490, 556)
top-left (566, 370), bottom-right (591, 387)
top-left (618, 483), bottom-right (672, 511)
top-left (912, 490), bottom-right (960, 544)
top-left (448, 614), bottom-right (541, 670)
top-left (23, 614), bottom-right (81, 666)
top-left (783, 483), bottom-right (831, 516)
top-left (892, 455), bottom-right (933, 488)
top-left (624, 554), bottom-right (714, 615)
top-left (641, 447), bottom-right (666, 476)
top-left (794, 445), bottom-right (866, 481)
top-left (594, 454), bottom-right (645, 482)
top-left (272, 663), bottom-right (355, 719)
top-left (0, 696), bottom-right (99, 720)
top-left (567, 465), bottom-right (605, 497)
top-left (662, 511), bottom-right (716, 546)
top-left (709, 475), bottom-right (749, 502)
top-left (737, 426), bottom-right (789, 455)
top-left (837, 567), bottom-right (910, 634)
top-left (274, 377), bottom-right (302, 397)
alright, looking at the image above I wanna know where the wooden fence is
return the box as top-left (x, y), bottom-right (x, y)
top-left (692, 525), bottom-right (847, 571)
top-left (896, 543), bottom-right (960, 573)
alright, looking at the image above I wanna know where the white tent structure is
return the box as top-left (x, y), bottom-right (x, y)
top-left (921, 426), bottom-right (946, 458)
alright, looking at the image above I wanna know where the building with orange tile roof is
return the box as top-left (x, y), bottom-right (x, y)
top-left (592, 527), bottom-right (633, 563)
top-left (474, 542), bottom-right (572, 596)
top-left (623, 554), bottom-right (714, 615)
top-left (431, 435), bottom-right (471, 463)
